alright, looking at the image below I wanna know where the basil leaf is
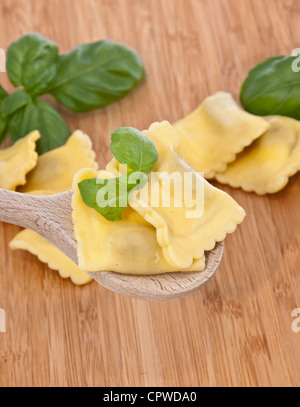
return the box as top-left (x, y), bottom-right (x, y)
top-left (6, 32), bottom-right (59, 96)
top-left (49, 40), bottom-right (146, 112)
top-left (0, 85), bottom-right (8, 101)
top-left (240, 56), bottom-right (300, 119)
top-left (78, 171), bottom-right (148, 222)
top-left (0, 89), bottom-right (8, 143)
top-left (110, 127), bottom-right (158, 174)
top-left (8, 99), bottom-right (70, 154)
top-left (0, 112), bottom-right (7, 144)
top-left (1, 90), bottom-right (32, 117)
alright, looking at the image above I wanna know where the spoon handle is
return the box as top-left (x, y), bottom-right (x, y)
top-left (0, 188), bottom-right (43, 228)
top-left (0, 189), bottom-right (77, 262)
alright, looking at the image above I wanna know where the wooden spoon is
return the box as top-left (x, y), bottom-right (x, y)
top-left (0, 188), bottom-right (224, 301)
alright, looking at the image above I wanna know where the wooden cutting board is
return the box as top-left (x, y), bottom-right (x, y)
top-left (0, 0), bottom-right (299, 387)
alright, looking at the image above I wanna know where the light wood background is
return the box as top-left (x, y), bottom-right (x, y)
top-left (0, 0), bottom-right (300, 387)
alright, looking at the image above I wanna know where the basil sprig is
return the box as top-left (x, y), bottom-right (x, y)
top-left (240, 55), bottom-right (300, 120)
top-left (78, 127), bottom-right (158, 222)
top-left (49, 41), bottom-right (146, 113)
top-left (78, 171), bottom-right (148, 222)
top-left (0, 85), bottom-right (8, 143)
top-left (0, 33), bottom-right (146, 153)
top-left (1, 90), bottom-right (32, 118)
top-left (8, 100), bottom-right (70, 153)
top-left (0, 84), bottom-right (8, 101)
top-left (110, 127), bottom-right (158, 174)
top-left (6, 33), bottom-right (59, 96)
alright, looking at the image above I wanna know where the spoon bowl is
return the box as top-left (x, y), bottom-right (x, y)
top-left (0, 188), bottom-right (223, 301)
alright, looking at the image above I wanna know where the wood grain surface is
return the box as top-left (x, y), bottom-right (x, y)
top-left (0, 0), bottom-right (300, 387)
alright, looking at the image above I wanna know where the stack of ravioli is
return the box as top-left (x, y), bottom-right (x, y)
top-left (2, 130), bottom-right (98, 285)
top-left (73, 122), bottom-right (245, 276)
top-left (174, 92), bottom-right (300, 194)
top-left (2, 91), bottom-right (299, 284)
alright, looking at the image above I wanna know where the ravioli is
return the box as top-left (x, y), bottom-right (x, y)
top-left (72, 168), bottom-right (206, 274)
top-left (0, 131), bottom-right (40, 190)
top-left (10, 130), bottom-right (98, 285)
top-left (108, 122), bottom-right (245, 269)
top-left (173, 92), bottom-right (270, 178)
top-left (10, 229), bottom-right (92, 285)
top-left (18, 130), bottom-right (98, 193)
top-left (215, 116), bottom-right (300, 194)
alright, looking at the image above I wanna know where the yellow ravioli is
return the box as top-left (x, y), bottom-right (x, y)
top-left (18, 130), bottom-right (98, 193)
top-left (215, 116), bottom-right (300, 195)
top-left (173, 92), bottom-right (270, 178)
top-left (10, 130), bottom-right (98, 285)
top-left (10, 229), bottom-right (92, 285)
top-left (0, 131), bottom-right (40, 190)
top-left (72, 168), bottom-right (205, 274)
top-left (108, 122), bottom-right (245, 269)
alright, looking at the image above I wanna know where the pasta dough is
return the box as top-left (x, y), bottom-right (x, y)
top-left (72, 167), bottom-right (206, 274)
top-left (10, 186), bottom-right (93, 285)
top-left (215, 115), bottom-right (300, 194)
top-left (18, 130), bottom-right (98, 193)
top-left (10, 130), bottom-right (98, 285)
top-left (107, 121), bottom-right (246, 269)
top-left (173, 92), bottom-right (270, 178)
top-left (0, 131), bottom-right (40, 190)
top-left (10, 229), bottom-right (92, 285)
